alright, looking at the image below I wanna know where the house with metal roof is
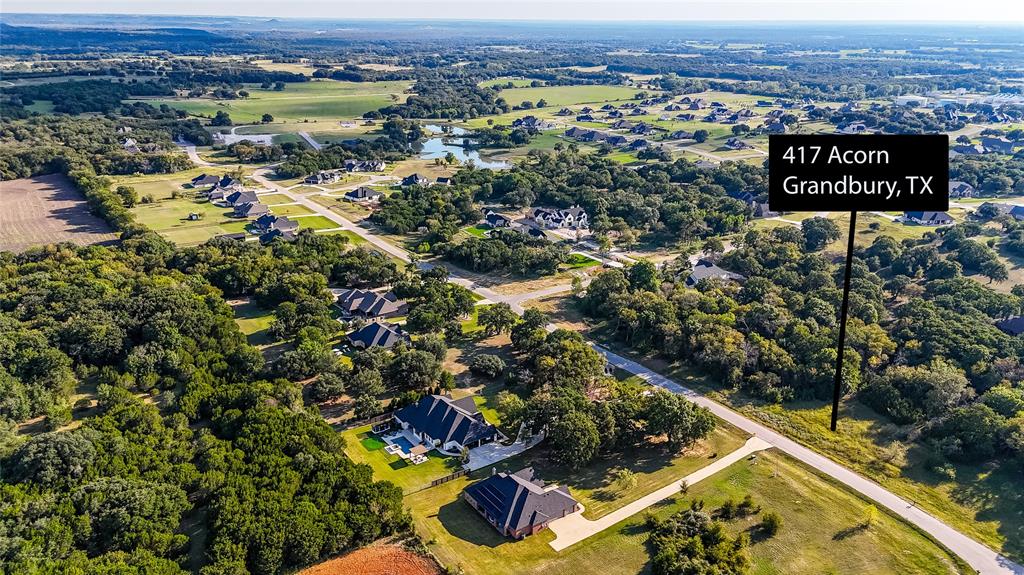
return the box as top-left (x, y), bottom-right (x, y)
top-left (463, 467), bottom-right (579, 539)
top-left (394, 394), bottom-right (500, 453)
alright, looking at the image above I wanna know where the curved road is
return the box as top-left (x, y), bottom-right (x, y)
top-left (596, 347), bottom-right (1023, 575)
top-left (182, 147), bottom-right (1023, 575)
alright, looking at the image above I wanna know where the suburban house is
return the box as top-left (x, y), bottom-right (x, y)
top-left (463, 467), bottom-right (580, 539)
top-left (669, 130), bottom-right (695, 140)
top-left (483, 209), bottom-right (512, 228)
top-left (345, 186), bottom-right (384, 202)
top-left (555, 108), bottom-right (573, 116)
top-left (348, 321), bottom-right (409, 349)
top-left (305, 170), bottom-right (342, 185)
top-left (122, 138), bottom-right (141, 154)
top-left (435, 177), bottom-right (452, 186)
top-left (576, 114), bottom-right (595, 122)
top-left (765, 122), bottom-right (787, 134)
top-left (611, 119), bottom-right (634, 130)
top-left (191, 173), bottom-right (220, 187)
top-left (402, 173), bottom-right (431, 187)
top-left (226, 190), bottom-right (259, 207)
top-left (686, 259), bottom-right (746, 287)
top-left (394, 394), bottom-right (500, 452)
top-left (335, 289), bottom-right (408, 320)
top-left (903, 211), bottom-right (954, 226)
top-left (253, 214), bottom-right (298, 234)
top-left (512, 116), bottom-right (555, 130)
top-left (837, 122), bottom-right (868, 135)
top-left (629, 139), bottom-right (650, 150)
top-left (531, 206), bottom-right (589, 229)
top-left (606, 135), bottom-right (628, 146)
top-left (724, 137), bottom-right (751, 150)
top-left (949, 181), bottom-right (976, 198)
top-left (995, 316), bottom-right (1024, 337)
top-left (980, 137), bottom-right (1015, 155)
top-left (675, 113), bottom-right (696, 121)
top-left (1012, 206), bottom-right (1024, 221)
top-left (344, 159), bottom-right (386, 172)
top-left (234, 202), bottom-right (269, 218)
top-left (259, 229), bottom-right (297, 244)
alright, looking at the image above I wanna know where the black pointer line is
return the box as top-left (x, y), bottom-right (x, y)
top-left (831, 210), bottom-right (857, 433)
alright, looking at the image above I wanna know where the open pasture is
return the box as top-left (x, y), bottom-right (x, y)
top-left (132, 79), bottom-right (412, 123)
top-left (0, 174), bottom-right (118, 253)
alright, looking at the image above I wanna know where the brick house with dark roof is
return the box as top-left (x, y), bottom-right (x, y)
top-left (463, 467), bottom-right (579, 539)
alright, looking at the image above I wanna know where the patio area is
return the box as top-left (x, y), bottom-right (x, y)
top-left (381, 427), bottom-right (433, 465)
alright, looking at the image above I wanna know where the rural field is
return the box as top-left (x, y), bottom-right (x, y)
top-left (0, 174), bottom-right (118, 252)
top-left (407, 447), bottom-right (968, 575)
top-left (132, 79), bottom-right (412, 123)
top-left (493, 85), bottom-right (646, 107)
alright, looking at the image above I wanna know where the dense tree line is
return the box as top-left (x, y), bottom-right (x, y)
top-left (579, 223), bottom-right (1024, 472)
top-left (0, 114), bottom-right (197, 180)
top-left (951, 155), bottom-right (1024, 196)
top-left (6, 79), bottom-right (172, 114)
top-left (370, 75), bottom-right (509, 120)
top-left (436, 229), bottom-right (570, 276)
top-left (484, 308), bottom-right (718, 469)
top-left (273, 118), bottom-right (423, 178)
top-left (0, 235), bottom-right (409, 574)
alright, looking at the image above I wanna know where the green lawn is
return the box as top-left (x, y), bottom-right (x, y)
top-left (130, 79), bottom-right (412, 123)
top-left (131, 196), bottom-right (251, 245)
top-left (231, 301), bottom-right (275, 346)
top-left (562, 253), bottom-right (601, 270)
top-left (494, 85), bottom-right (644, 107)
top-left (463, 224), bottom-right (490, 238)
top-left (641, 356), bottom-right (1024, 564)
top-left (268, 204), bottom-right (315, 217)
top-left (479, 77), bottom-right (540, 88)
top-left (341, 425), bottom-right (462, 493)
top-left (407, 447), bottom-right (967, 575)
top-left (293, 215), bottom-right (340, 230)
top-left (255, 193), bottom-right (293, 205)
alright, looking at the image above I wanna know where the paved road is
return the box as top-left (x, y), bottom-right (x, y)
top-left (548, 436), bottom-right (772, 551)
top-left (193, 154), bottom-right (1024, 574)
top-left (176, 140), bottom-right (213, 167)
top-left (596, 346), bottom-right (1024, 575)
top-left (297, 131), bottom-right (323, 150)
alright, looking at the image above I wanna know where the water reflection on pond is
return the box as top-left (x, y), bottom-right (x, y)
top-left (418, 124), bottom-right (509, 169)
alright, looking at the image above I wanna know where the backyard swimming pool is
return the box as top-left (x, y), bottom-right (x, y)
top-left (391, 436), bottom-right (416, 454)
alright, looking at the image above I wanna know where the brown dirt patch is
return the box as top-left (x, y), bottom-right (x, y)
top-left (298, 544), bottom-right (442, 575)
top-left (0, 173), bottom-right (118, 253)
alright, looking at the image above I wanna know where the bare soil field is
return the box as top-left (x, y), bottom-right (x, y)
top-left (0, 174), bottom-right (117, 253)
top-left (298, 544), bottom-right (441, 575)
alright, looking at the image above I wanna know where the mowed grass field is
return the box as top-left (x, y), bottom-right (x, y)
top-left (0, 173), bottom-right (118, 253)
top-left (494, 85), bottom-right (644, 107)
top-left (407, 447), bottom-right (967, 575)
top-left (648, 353), bottom-right (1024, 564)
top-left (131, 80), bottom-right (412, 123)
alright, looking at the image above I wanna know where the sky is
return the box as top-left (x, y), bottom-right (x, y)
top-left (4, 0), bottom-right (1024, 23)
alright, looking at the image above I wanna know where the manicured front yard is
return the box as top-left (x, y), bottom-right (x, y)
top-left (406, 448), bottom-right (968, 575)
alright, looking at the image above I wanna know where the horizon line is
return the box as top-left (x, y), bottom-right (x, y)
top-left (3, 12), bottom-right (1023, 25)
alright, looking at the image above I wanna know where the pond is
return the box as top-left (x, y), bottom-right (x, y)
top-left (418, 124), bottom-right (510, 169)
